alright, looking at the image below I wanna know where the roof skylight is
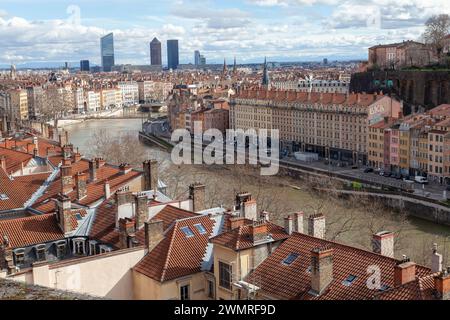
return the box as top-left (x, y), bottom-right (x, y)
top-left (180, 226), bottom-right (194, 237)
top-left (282, 253), bottom-right (299, 266)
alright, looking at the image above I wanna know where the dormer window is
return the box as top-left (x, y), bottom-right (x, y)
top-left (56, 241), bottom-right (66, 259)
top-left (14, 249), bottom-right (25, 265)
top-left (72, 238), bottom-right (86, 256)
top-left (99, 245), bottom-right (112, 254)
top-left (35, 244), bottom-right (46, 261)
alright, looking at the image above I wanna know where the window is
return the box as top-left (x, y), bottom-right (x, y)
top-left (219, 262), bottom-right (232, 290)
top-left (207, 279), bottom-right (215, 299)
top-left (73, 238), bottom-right (86, 255)
top-left (282, 253), bottom-right (299, 266)
top-left (56, 241), bottom-right (66, 259)
top-left (0, 193), bottom-right (9, 201)
top-left (342, 275), bottom-right (357, 286)
top-left (180, 226), bottom-right (194, 238)
top-left (379, 284), bottom-right (390, 291)
top-left (180, 284), bottom-right (190, 300)
top-left (14, 249), bottom-right (25, 265)
top-left (35, 245), bottom-right (46, 261)
top-left (194, 223), bottom-right (207, 235)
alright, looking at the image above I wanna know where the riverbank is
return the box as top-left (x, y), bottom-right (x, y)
top-left (52, 108), bottom-right (130, 128)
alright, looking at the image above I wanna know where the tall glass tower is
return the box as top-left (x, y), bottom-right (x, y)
top-left (101, 33), bottom-right (115, 72)
top-left (150, 37), bottom-right (162, 66)
top-left (167, 40), bottom-right (179, 70)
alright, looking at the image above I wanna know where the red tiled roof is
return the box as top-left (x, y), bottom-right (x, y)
top-left (245, 232), bottom-right (431, 300)
top-left (0, 170), bottom-right (51, 212)
top-left (375, 273), bottom-right (438, 300)
top-left (0, 214), bottom-right (64, 248)
top-left (133, 214), bottom-right (215, 282)
top-left (0, 147), bottom-right (33, 174)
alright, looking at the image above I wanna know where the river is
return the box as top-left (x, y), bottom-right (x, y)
top-left (63, 118), bottom-right (450, 267)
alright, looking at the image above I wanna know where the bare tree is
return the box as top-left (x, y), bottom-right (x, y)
top-left (422, 14), bottom-right (450, 62)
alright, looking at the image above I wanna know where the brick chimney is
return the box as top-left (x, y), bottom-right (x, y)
top-left (57, 193), bottom-right (73, 234)
top-left (62, 145), bottom-right (72, 160)
top-left (308, 213), bottom-right (325, 239)
top-left (229, 217), bottom-right (246, 230)
top-left (0, 156), bottom-right (6, 172)
top-left (75, 172), bottom-right (87, 200)
top-left (189, 182), bottom-right (206, 212)
top-left (294, 212), bottom-right (304, 233)
top-left (394, 258), bottom-right (416, 286)
top-left (89, 159), bottom-right (97, 182)
top-left (73, 152), bottom-right (81, 163)
top-left (143, 160), bottom-right (159, 191)
top-left (144, 220), bottom-right (164, 252)
top-left (431, 243), bottom-right (443, 273)
top-left (135, 193), bottom-right (148, 230)
top-left (434, 268), bottom-right (450, 300)
top-left (284, 215), bottom-right (293, 235)
top-left (372, 231), bottom-right (394, 258)
top-left (60, 161), bottom-right (73, 195)
top-left (118, 218), bottom-right (136, 249)
top-left (249, 220), bottom-right (269, 244)
top-left (310, 246), bottom-right (334, 296)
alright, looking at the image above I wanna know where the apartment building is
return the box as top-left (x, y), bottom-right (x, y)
top-left (26, 86), bottom-right (46, 120)
top-left (5, 89), bottom-right (29, 121)
top-left (137, 81), bottom-right (155, 103)
top-left (271, 80), bottom-right (349, 94)
top-left (101, 88), bottom-right (122, 110)
top-left (230, 89), bottom-right (403, 164)
top-left (86, 91), bottom-right (101, 112)
top-left (118, 81), bottom-right (139, 106)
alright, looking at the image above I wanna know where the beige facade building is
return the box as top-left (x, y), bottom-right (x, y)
top-left (230, 89), bottom-right (403, 164)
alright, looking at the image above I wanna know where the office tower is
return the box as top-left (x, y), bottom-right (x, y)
top-left (200, 55), bottom-right (206, 65)
top-left (80, 60), bottom-right (90, 72)
top-left (323, 58), bottom-right (328, 65)
top-left (167, 39), bottom-right (179, 70)
top-left (150, 37), bottom-right (162, 66)
top-left (101, 33), bottom-right (115, 72)
top-left (195, 50), bottom-right (201, 66)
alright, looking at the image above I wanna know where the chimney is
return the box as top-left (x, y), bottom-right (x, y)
top-left (60, 162), bottom-right (73, 195)
top-left (33, 148), bottom-right (38, 158)
top-left (26, 143), bottom-right (34, 154)
top-left (104, 180), bottom-right (111, 199)
top-left (143, 160), bottom-right (159, 191)
top-left (75, 172), bottom-right (87, 200)
top-left (0, 156), bottom-right (6, 172)
top-left (260, 211), bottom-right (270, 222)
top-left (372, 231), bottom-right (394, 258)
top-left (284, 215), bottom-right (293, 235)
top-left (434, 267), bottom-right (450, 300)
top-left (249, 220), bottom-right (269, 244)
top-left (394, 258), bottom-right (416, 286)
top-left (242, 198), bottom-right (257, 221)
top-left (310, 246), bottom-right (334, 296)
top-left (431, 243), bottom-right (443, 273)
top-left (89, 160), bottom-right (97, 182)
top-left (118, 218), bottom-right (136, 249)
top-left (134, 193), bottom-right (148, 229)
top-left (57, 193), bottom-right (73, 234)
top-left (62, 145), bottom-right (72, 160)
top-left (33, 136), bottom-right (38, 151)
top-left (115, 188), bottom-right (134, 228)
top-left (119, 163), bottom-right (132, 175)
top-left (308, 213), bottom-right (326, 239)
top-left (73, 152), bottom-right (81, 163)
top-left (229, 217), bottom-right (246, 230)
top-left (144, 220), bottom-right (164, 252)
top-left (189, 183), bottom-right (206, 212)
top-left (294, 212), bottom-right (304, 233)
top-left (95, 157), bottom-right (106, 168)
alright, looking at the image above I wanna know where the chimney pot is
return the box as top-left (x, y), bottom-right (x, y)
top-left (189, 182), bottom-right (206, 212)
top-left (310, 246), bottom-right (334, 296)
top-left (434, 269), bottom-right (450, 300)
top-left (284, 215), bottom-right (293, 235)
top-left (394, 260), bottom-right (416, 286)
top-left (249, 220), bottom-right (269, 244)
top-left (308, 213), bottom-right (326, 239)
top-left (294, 212), bottom-right (304, 233)
top-left (89, 160), bottom-right (97, 182)
top-left (144, 220), bottom-right (164, 252)
top-left (143, 160), bottom-right (159, 191)
top-left (432, 243), bottom-right (443, 273)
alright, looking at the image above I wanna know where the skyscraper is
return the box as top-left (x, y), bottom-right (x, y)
top-left (150, 37), bottom-right (162, 66)
top-left (101, 33), bottom-right (115, 72)
top-left (80, 60), bottom-right (90, 72)
top-left (195, 50), bottom-right (201, 66)
top-left (167, 40), bottom-right (179, 70)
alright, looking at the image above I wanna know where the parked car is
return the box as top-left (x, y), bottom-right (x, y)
top-left (414, 176), bottom-right (428, 184)
top-left (364, 168), bottom-right (374, 173)
top-left (383, 172), bottom-right (391, 177)
top-left (351, 165), bottom-right (359, 169)
top-left (394, 173), bottom-right (402, 180)
top-left (379, 170), bottom-right (385, 176)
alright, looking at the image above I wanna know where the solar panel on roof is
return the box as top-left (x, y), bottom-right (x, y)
top-left (282, 253), bottom-right (299, 266)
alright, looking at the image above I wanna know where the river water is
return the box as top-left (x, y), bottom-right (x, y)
top-left (63, 118), bottom-right (450, 267)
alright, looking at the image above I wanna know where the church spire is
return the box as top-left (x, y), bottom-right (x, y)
top-left (222, 58), bottom-right (228, 76)
top-left (233, 56), bottom-right (237, 74)
top-left (262, 57), bottom-right (270, 88)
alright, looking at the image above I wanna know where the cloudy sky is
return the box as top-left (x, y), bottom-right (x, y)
top-left (0, 0), bottom-right (449, 66)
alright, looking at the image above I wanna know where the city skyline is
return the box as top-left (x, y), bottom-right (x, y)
top-left (0, 0), bottom-right (448, 66)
